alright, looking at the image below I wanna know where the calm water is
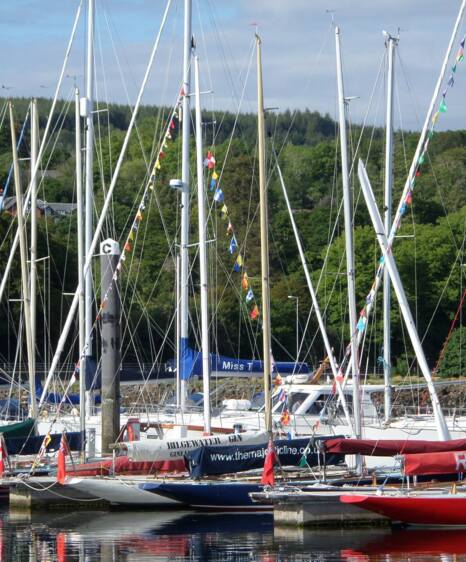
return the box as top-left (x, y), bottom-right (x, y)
top-left (2, 507), bottom-right (466, 561)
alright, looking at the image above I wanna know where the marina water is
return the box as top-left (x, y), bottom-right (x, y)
top-left (2, 507), bottom-right (465, 561)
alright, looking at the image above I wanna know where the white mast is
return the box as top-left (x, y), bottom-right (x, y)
top-left (30, 99), bottom-right (39, 402)
top-left (0, 1), bottom-right (83, 307)
top-left (9, 103), bottom-right (36, 418)
top-left (83, 0), bottom-right (95, 390)
top-left (358, 160), bottom-right (450, 440)
top-left (383, 33), bottom-right (397, 422)
top-left (39, 0), bottom-right (173, 407)
top-left (335, 27), bottom-right (361, 443)
top-left (256, 35), bottom-right (272, 436)
top-left (194, 54), bottom-right (211, 434)
top-left (179, 0), bottom-right (192, 411)
top-left (75, 88), bottom-right (86, 447)
top-left (275, 159), bottom-right (354, 434)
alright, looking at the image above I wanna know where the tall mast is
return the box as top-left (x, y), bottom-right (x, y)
top-left (335, 27), bottom-right (361, 442)
top-left (256, 35), bottom-right (272, 436)
top-left (383, 33), bottom-right (397, 422)
top-left (84, 0), bottom-right (95, 386)
top-left (75, 88), bottom-right (86, 450)
top-left (30, 99), bottom-right (39, 403)
top-left (194, 54), bottom-right (211, 434)
top-left (179, 0), bottom-right (192, 411)
top-left (9, 103), bottom-right (36, 418)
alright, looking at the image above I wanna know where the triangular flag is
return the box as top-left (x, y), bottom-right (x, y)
top-left (261, 439), bottom-right (277, 485)
top-left (170, 119), bottom-right (175, 130)
top-left (246, 288), bottom-right (254, 302)
top-left (448, 74), bottom-right (455, 87)
top-left (214, 188), bottom-right (224, 203)
top-left (128, 230), bottom-right (134, 241)
top-left (432, 111), bottom-right (440, 125)
top-left (212, 170), bottom-right (219, 181)
top-left (220, 204), bottom-right (228, 220)
top-left (250, 304), bottom-right (259, 320)
top-left (229, 235), bottom-right (238, 254)
top-left (155, 159), bottom-right (161, 170)
top-left (124, 242), bottom-right (132, 252)
top-left (136, 211), bottom-right (143, 222)
top-left (227, 221), bottom-right (233, 235)
top-left (159, 151), bottom-right (165, 160)
top-left (56, 434), bottom-right (68, 485)
top-left (439, 99), bottom-right (447, 113)
top-left (242, 272), bottom-right (249, 290)
top-left (210, 178), bottom-right (217, 191)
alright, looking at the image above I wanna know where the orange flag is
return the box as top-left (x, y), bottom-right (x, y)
top-left (242, 272), bottom-right (249, 291)
top-left (261, 439), bottom-right (277, 486)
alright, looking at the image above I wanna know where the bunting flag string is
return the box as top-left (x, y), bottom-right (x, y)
top-left (207, 155), bottom-right (261, 320)
top-left (32, 89), bottom-right (187, 456)
top-left (337, 33), bottom-right (466, 380)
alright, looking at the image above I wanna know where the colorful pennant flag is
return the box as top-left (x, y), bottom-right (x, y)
top-left (229, 235), bottom-right (238, 254)
top-left (242, 272), bottom-right (249, 290)
top-left (250, 304), bottom-right (259, 320)
top-left (246, 288), bottom-right (254, 302)
top-left (233, 254), bottom-right (243, 272)
top-left (214, 188), bottom-right (224, 203)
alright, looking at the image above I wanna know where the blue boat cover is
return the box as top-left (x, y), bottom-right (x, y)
top-left (176, 345), bottom-right (310, 381)
top-left (5, 430), bottom-right (84, 455)
top-left (185, 436), bottom-right (345, 479)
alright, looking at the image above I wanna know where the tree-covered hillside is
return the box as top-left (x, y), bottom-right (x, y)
top-left (0, 97), bottom-right (465, 380)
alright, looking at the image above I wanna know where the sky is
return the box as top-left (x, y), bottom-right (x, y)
top-left (1, 0), bottom-right (465, 131)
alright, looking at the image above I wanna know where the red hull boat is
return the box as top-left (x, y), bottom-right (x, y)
top-left (341, 494), bottom-right (466, 526)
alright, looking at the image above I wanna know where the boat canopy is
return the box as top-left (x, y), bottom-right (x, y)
top-left (404, 450), bottom-right (466, 476)
top-left (185, 436), bottom-right (345, 479)
top-left (325, 437), bottom-right (466, 456)
top-left (177, 345), bottom-right (310, 381)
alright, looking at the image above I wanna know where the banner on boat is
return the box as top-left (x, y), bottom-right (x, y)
top-left (404, 450), bottom-right (466, 476)
top-left (175, 344), bottom-right (310, 381)
top-left (185, 436), bottom-right (345, 479)
top-left (122, 430), bottom-right (269, 462)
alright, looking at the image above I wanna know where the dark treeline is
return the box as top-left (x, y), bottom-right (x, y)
top-left (0, 97), bottom-right (465, 379)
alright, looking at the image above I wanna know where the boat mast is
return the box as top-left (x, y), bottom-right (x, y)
top-left (358, 161), bottom-right (451, 441)
top-left (30, 99), bottom-right (39, 406)
top-left (194, 54), bottom-right (211, 434)
top-left (256, 35), bottom-right (272, 436)
top-left (335, 27), bottom-right (361, 442)
top-left (84, 0), bottom-right (95, 396)
top-left (274, 159), bottom-right (354, 434)
top-left (179, 0), bottom-right (192, 411)
top-left (9, 103), bottom-right (36, 418)
top-left (383, 32), bottom-right (397, 423)
top-left (75, 87), bottom-right (86, 450)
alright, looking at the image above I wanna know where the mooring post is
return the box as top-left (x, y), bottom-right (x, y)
top-left (100, 238), bottom-right (121, 454)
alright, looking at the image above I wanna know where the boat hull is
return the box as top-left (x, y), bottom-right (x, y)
top-left (341, 494), bottom-right (466, 526)
top-left (142, 481), bottom-right (272, 511)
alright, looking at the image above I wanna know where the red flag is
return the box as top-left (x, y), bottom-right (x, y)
top-left (56, 434), bottom-right (68, 485)
top-left (250, 305), bottom-right (259, 320)
top-left (0, 436), bottom-right (7, 477)
top-left (261, 439), bottom-right (277, 486)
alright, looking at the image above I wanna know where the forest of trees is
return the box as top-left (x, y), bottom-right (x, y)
top-left (0, 97), bottom-right (465, 380)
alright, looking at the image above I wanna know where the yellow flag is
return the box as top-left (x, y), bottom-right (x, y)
top-left (212, 170), bottom-right (219, 180)
top-left (155, 159), bottom-right (161, 170)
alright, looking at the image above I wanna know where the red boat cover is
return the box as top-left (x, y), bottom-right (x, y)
top-left (66, 456), bottom-right (186, 477)
top-left (324, 438), bottom-right (466, 457)
top-left (404, 450), bottom-right (466, 476)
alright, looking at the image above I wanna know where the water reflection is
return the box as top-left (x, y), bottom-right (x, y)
top-left (2, 508), bottom-right (466, 561)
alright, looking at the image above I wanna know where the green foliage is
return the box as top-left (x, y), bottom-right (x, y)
top-left (1, 96), bottom-right (466, 377)
top-left (437, 326), bottom-right (466, 378)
